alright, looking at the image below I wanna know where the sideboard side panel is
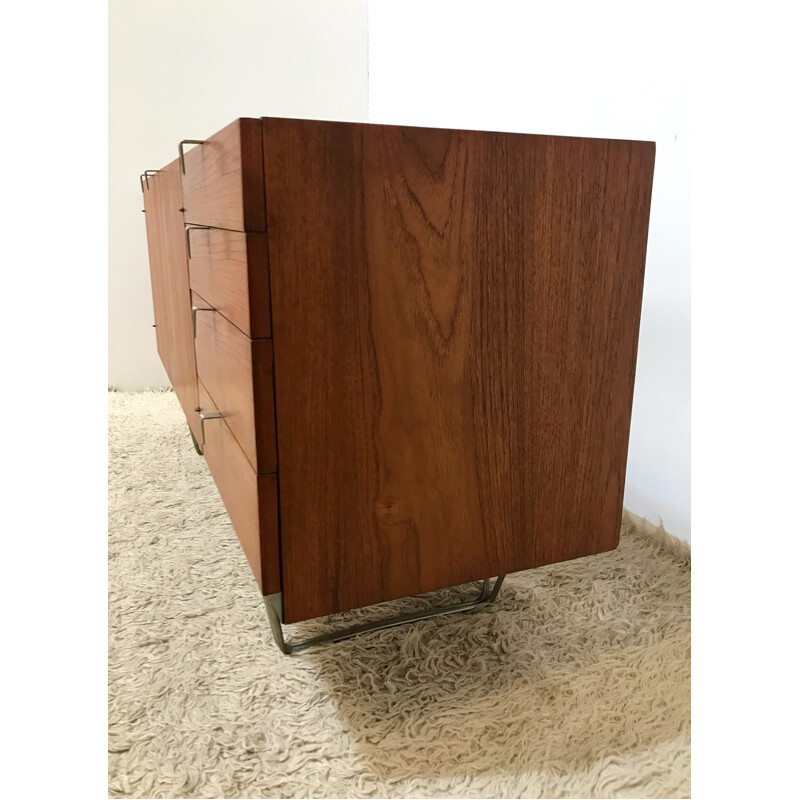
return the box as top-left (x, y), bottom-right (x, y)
top-left (263, 118), bottom-right (655, 623)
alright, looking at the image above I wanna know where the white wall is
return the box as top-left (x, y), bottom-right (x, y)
top-left (367, 1), bottom-right (690, 541)
top-left (109, 0), bottom-right (368, 389)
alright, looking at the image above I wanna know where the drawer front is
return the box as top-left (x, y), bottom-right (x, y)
top-left (198, 380), bottom-right (280, 595)
top-left (187, 227), bottom-right (271, 339)
top-left (181, 117), bottom-right (266, 231)
top-left (193, 292), bottom-right (277, 474)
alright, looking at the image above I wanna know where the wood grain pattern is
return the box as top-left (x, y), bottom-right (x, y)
top-left (198, 380), bottom-right (280, 594)
top-left (263, 118), bottom-right (654, 623)
top-left (142, 158), bottom-right (201, 443)
top-left (187, 227), bottom-right (271, 338)
top-left (193, 291), bottom-right (276, 474)
top-left (526, 137), bottom-right (655, 567)
top-left (182, 118), bottom-right (266, 231)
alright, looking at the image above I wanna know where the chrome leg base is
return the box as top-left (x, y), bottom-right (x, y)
top-left (263, 575), bottom-right (506, 655)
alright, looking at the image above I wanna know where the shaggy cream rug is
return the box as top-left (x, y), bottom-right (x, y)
top-left (108, 391), bottom-right (690, 799)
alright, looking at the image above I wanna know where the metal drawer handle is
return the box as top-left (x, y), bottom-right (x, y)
top-left (179, 139), bottom-right (206, 174)
top-left (139, 170), bottom-right (159, 192)
top-left (197, 411), bottom-right (222, 452)
top-left (191, 305), bottom-right (214, 337)
top-left (185, 225), bottom-right (211, 260)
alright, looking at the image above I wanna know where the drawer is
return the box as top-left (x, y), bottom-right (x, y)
top-left (193, 292), bottom-right (277, 474)
top-left (181, 117), bottom-right (266, 231)
top-left (198, 380), bottom-right (280, 595)
top-left (187, 227), bottom-right (271, 339)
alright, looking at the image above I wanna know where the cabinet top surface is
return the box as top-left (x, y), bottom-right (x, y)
top-left (211, 116), bottom-right (656, 148)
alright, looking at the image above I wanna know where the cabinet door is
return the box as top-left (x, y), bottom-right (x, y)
top-left (143, 159), bottom-right (201, 442)
top-left (263, 119), bottom-right (655, 623)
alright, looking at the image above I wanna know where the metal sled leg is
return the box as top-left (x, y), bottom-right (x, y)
top-left (189, 426), bottom-right (203, 455)
top-left (263, 575), bottom-right (506, 655)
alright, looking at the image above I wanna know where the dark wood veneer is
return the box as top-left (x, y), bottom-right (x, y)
top-left (198, 380), bottom-right (280, 594)
top-left (193, 291), bottom-right (277, 475)
top-left (187, 227), bottom-right (271, 339)
top-left (262, 119), bottom-right (654, 622)
top-left (182, 118), bottom-right (266, 232)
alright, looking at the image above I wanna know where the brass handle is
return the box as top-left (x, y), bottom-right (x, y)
top-left (191, 305), bottom-right (214, 337)
top-left (198, 411), bottom-right (222, 452)
top-left (185, 225), bottom-right (211, 260)
top-left (179, 139), bottom-right (206, 174)
top-left (139, 170), bottom-right (159, 192)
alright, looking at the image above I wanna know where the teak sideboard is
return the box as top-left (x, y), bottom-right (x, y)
top-left (142, 117), bottom-right (655, 652)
